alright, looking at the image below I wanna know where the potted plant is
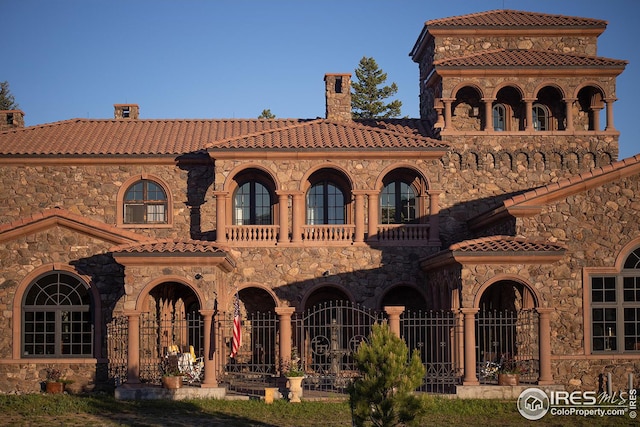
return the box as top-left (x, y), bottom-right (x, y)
top-left (161, 370), bottom-right (184, 389)
top-left (282, 348), bottom-right (304, 402)
top-left (497, 356), bottom-right (521, 386)
top-left (45, 367), bottom-right (65, 394)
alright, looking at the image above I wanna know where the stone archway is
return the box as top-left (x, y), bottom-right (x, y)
top-left (302, 285), bottom-right (352, 312)
top-left (379, 284), bottom-right (427, 312)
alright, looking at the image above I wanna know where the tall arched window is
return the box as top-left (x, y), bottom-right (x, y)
top-left (23, 272), bottom-right (93, 357)
top-left (233, 181), bottom-right (273, 225)
top-left (123, 179), bottom-right (167, 224)
top-left (492, 104), bottom-right (506, 131)
top-left (590, 247), bottom-right (640, 353)
top-left (307, 181), bottom-right (345, 225)
top-left (532, 104), bottom-right (550, 131)
top-left (380, 181), bottom-right (416, 224)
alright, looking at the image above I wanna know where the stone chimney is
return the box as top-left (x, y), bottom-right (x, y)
top-left (114, 104), bottom-right (139, 120)
top-left (325, 73), bottom-right (351, 122)
top-left (0, 110), bottom-right (25, 131)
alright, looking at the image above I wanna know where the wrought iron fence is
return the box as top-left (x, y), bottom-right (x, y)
top-left (107, 316), bottom-right (128, 386)
top-left (401, 310), bottom-right (460, 394)
top-left (292, 301), bottom-right (385, 394)
top-left (476, 309), bottom-right (539, 384)
top-left (216, 310), bottom-right (279, 394)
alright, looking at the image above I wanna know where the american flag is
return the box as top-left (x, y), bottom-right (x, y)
top-left (230, 293), bottom-right (242, 358)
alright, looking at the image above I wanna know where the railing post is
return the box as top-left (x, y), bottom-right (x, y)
top-left (275, 307), bottom-right (296, 373)
top-left (461, 308), bottom-right (479, 385)
top-left (536, 308), bottom-right (554, 385)
top-left (384, 306), bottom-right (405, 338)
top-left (124, 311), bottom-right (141, 384)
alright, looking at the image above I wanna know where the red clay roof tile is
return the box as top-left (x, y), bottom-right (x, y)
top-left (434, 49), bottom-right (627, 69)
top-left (426, 9), bottom-right (607, 29)
top-left (449, 235), bottom-right (566, 253)
top-left (110, 239), bottom-right (229, 254)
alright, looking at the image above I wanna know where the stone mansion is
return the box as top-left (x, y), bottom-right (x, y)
top-left (0, 9), bottom-right (638, 397)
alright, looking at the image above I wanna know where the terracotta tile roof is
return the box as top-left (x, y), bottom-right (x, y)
top-left (504, 154), bottom-right (640, 209)
top-left (0, 207), bottom-right (146, 244)
top-left (434, 49), bottom-right (627, 69)
top-left (110, 238), bottom-right (229, 255)
top-left (426, 9), bottom-right (607, 29)
top-left (0, 118), bottom-right (444, 156)
top-left (206, 119), bottom-right (446, 151)
top-left (449, 235), bottom-right (566, 253)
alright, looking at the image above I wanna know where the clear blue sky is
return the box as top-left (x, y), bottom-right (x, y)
top-left (5, 0), bottom-right (640, 158)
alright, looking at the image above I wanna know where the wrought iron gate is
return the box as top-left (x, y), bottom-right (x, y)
top-left (107, 316), bottom-right (128, 386)
top-left (401, 310), bottom-right (460, 394)
top-left (293, 301), bottom-right (385, 393)
top-left (476, 309), bottom-right (539, 384)
top-left (217, 310), bottom-right (279, 394)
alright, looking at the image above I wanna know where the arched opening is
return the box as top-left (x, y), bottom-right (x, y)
top-left (577, 86), bottom-right (605, 131)
top-left (303, 286), bottom-right (351, 311)
top-left (494, 86), bottom-right (524, 131)
top-left (452, 86), bottom-right (483, 131)
top-left (534, 86), bottom-right (565, 131)
top-left (379, 285), bottom-right (427, 312)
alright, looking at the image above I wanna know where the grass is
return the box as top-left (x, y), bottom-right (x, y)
top-left (0, 393), bottom-right (636, 426)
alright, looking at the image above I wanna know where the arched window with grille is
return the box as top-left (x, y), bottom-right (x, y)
top-left (123, 179), bottom-right (168, 224)
top-left (22, 271), bottom-right (93, 357)
top-left (307, 181), bottom-right (345, 225)
top-left (380, 180), bottom-right (417, 224)
top-left (532, 104), bottom-right (550, 131)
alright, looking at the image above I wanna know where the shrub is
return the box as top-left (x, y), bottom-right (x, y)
top-left (349, 322), bottom-right (426, 427)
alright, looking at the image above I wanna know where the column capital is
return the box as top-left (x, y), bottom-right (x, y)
top-left (535, 307), bottom-right (554, 315)
top-left (384, 306), bottom-right (405, 317)
top-left (460, 307), bottom-right (479, 315)
top-left (275, 306), bottom-right (296, 316)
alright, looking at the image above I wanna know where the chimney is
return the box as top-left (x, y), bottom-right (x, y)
top-left (0, 110), bottom-right (25, 131)
top-left (324, 73), bottom-right (351, 122)
top-left (114, 104), bottom-right (139, 120)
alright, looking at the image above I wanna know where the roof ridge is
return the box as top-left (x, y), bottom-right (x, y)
top-left (426, 9), bottom-right (607, 27)
top-left (204, 118), bottom-right (324, 149)
top-left (344, 119), bottom-right (445, 145)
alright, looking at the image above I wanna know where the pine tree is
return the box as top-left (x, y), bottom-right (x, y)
top-left (351, 57), bottom-right (402, 119)
top-left (349, 322), bottom-right (425, 427)
top-left (258, 109), bottom-right (276, 119)
top-left (0, 81), bottom-right (19, 110)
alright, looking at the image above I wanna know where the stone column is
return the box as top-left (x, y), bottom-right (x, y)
top-left (461, 308), bottom-right (479, 385)
top-left (290, 192), bottom-right (303, 243)
top-left (275, 307), bottom-right (296, 374)
top-left (537, 308), bottom-right (554, 385)
top-left (125, 311), bottom-right (141, 384)
top-left (384, 306), bottom-right (405, 338)
top-left (428, 190), bottom-right (441, 244)
top-left (564, 98), bottom-right (576, 132)
top-left (524, 99), bottom-right (535, 131)
top-left (214, 191), bottom-right (228, 244)
top-left (455, 310), bottom-right (465, 378)
top-left (482, 98), bottom-right (494, 131)
top-left (353, 191), bottom-right (366, 243)
top-left (276, 191), bottom-right (290, 244)
top-left (366, 191), bottom-right (379, 242)
top-left (604, 98), bottom-right (617, 131)
top-left (200, 309), bottom-right (217, 387)
top-left (442, 98), bottom-right (454, 131)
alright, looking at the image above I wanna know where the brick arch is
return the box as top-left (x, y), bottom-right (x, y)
top-left (222, 163), bottom-right (281, 193)
top-left (12, 263), bottom-right (103, 360)
top-left (374, 162), bottom-right (431, 192)
top-left (473, 274), bottom-right (540, 310)
top-left (134, 275), bottom-right (208, 313)
top-left (298, 163), bottom-right (354, 193)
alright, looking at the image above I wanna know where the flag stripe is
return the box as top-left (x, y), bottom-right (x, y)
top-left (230, 293), bottom-right (241, 358)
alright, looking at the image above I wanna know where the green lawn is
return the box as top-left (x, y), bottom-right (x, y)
top-left (0, 393), bottom-right (636, 426)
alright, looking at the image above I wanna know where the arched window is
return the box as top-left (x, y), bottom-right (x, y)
top-left (23, 272), bottom-right (93, 357)
top-left (123, 180), bottom-right (167, 224)
top-left (532, 104), bottom-right (550, 131)
top-left (233, 181), bottom-right (273, 225)
top-left (492, 104), bottom-right (506, 131)
top-left (380, 181), bottom-right (417, 224)
top-left (590, 247), bottom-right (640, 353)
top-left (307, 181), bottom-right (345, 225)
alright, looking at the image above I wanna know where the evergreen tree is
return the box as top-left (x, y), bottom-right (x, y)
top-left (258, 109), bottom-right (276, 119)
top-left (351, 57), bottom-right (402, 119)
top-left (349, 322), bottom-right (425, 427)
top-left (0, 81), bottom-right (19, 110)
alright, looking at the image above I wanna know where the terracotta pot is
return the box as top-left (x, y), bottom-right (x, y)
top-left (498, 373), bottom-right (519, 386)
top-left (286, 376), bottom-right (304, 403)
top-left (46, 381), bottom-right (64, 394)
top-left (161, 376), bottom-right (183, 389)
